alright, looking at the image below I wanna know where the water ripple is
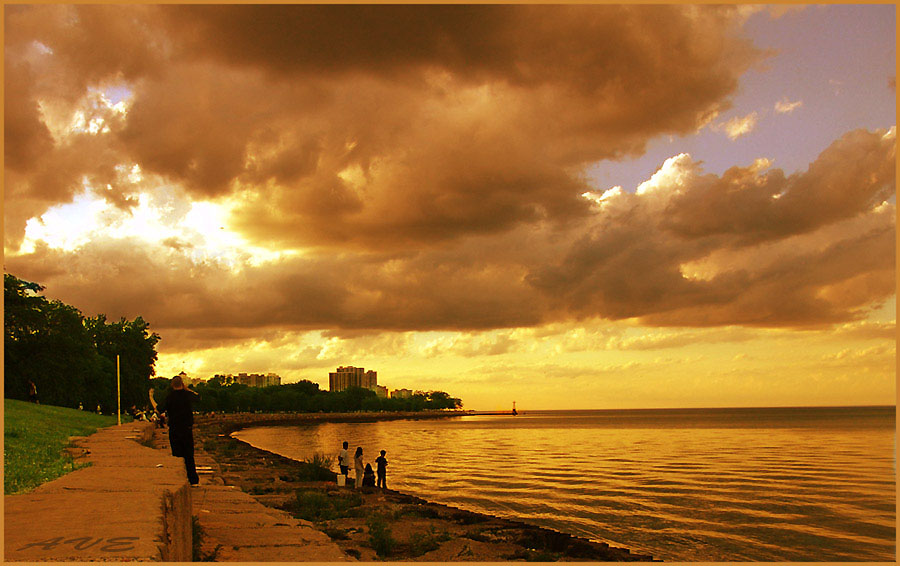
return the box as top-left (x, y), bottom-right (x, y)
top-left (234, 407), bottom-right (895, 562)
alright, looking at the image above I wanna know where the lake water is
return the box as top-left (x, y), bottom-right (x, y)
top-left (233, 406), bottom-right (896, 561)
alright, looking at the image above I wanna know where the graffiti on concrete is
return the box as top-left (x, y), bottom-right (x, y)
top-left (16, 536), bottom-right (140, 552)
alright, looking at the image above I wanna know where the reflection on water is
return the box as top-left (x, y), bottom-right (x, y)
top-left (233, 406), bottom-right (896, 561)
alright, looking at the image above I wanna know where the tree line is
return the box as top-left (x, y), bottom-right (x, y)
top-left (6, 272), bottom-right (464, 415)
top-left (4, 273), bottom-right (160, 412)
top-left (150, 377), bottom-right (463, 414)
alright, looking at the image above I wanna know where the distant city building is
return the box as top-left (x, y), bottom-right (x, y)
top-left (374, 385), bottom-right (388, 398)
top-left (177, 371), bottom-right (205, 387)
top-left (211, 372), bottom-right (281, 387)
top-left (390, 388), bottom-right (413, 399)
top-left (329, 366), bottom-right (377, 392)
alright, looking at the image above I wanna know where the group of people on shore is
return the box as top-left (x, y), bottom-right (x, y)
top-left (117, 374), bottom-right (392, 495)
top-left (337, 441), bottom-right (388, 489)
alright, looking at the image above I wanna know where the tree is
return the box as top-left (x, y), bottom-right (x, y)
top-left (4, 274), bottom-right (111, 408)
top-left (85, 315), bottom-right (161, 411)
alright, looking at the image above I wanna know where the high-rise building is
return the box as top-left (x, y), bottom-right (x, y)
top-left (329, 366), bottom-right (377, 392)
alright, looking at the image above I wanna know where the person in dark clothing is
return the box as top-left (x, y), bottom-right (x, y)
top-left (27, 380), bottom-right (38, 404)
top-left (160, 375), bottom-right (200, 486)
top-left (362, 463), bottom-right (376, 487)
top-left (375, 449), bottom-right (388, 489)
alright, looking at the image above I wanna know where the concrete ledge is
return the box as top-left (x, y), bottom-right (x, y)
top-left (4, 422), bottom-right (191, 562)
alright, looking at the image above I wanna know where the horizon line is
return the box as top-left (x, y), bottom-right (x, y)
top-left (474, 404), bottom-right (896, 412)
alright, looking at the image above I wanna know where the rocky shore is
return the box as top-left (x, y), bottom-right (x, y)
top-left (192, 413), bottom-right (656, 562)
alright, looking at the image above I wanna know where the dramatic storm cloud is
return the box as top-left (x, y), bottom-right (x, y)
top-left (4, 4), bottom-right (894, 409)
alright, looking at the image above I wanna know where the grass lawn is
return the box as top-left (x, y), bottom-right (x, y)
top-left (4, 399), bottom-right (121, 494)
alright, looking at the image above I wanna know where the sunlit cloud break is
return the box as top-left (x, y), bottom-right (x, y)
top-left (775, 98), bottom-right (803, 114)
top-left (719, 112), bottom-right (759, 140)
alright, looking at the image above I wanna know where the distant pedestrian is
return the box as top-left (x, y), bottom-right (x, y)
top-left (78, 402), bottom-right (83, 411)
top-left (354, 446), bottom-right (364, 488)
top-left (160, 374), bottom-right (200, 486)
top-left (338, 441), bottom-right (350, 477)
top-left (27, 380), bottom-right (38, 404)
top-left (375, 450), bottom-right (388, 489)
top-left (362, 463), bottom-right (376, 487)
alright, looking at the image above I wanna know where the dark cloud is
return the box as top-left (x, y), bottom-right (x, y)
top-left (4, 61), bottom-right (54, 171)
top-left (530, 129), bottom-right (896, 327)
top-left (5, 4), bottom-right (761, 250)
top-left (3, 4), bottom-right (894, 349)
top-left (662, 129), bottom-right (896, 244)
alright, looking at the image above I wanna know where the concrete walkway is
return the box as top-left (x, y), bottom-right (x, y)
top-left (4, 422), bottom-right (191, 561)
top-left (190, 484), bottom-right (350, 561)
top-left (154, 427), bottom-right (351, 562)
top-left (5, 421), bottom-right (350, 562)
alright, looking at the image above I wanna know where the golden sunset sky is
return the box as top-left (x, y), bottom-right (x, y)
top-left (4, 4), bottom-right (895, 410)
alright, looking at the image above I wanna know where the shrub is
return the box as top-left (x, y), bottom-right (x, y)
top-left (367, 514), bottom-right (396, 557)
top-left (191, 516), bottom-right (204, 562)
top-left (283, 488), bottom-right (363, 522)
top-left (331, 490), bottom-right (364, 518)
top-left (304, 452), bottom-right (334, 469)
top-left (288, 490), bottom-right (335, 521)
top-left (408, 527), bottom-right (452, 556)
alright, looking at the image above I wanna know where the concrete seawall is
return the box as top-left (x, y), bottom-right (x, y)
top-left (4, 422), bottom-right (192, 562)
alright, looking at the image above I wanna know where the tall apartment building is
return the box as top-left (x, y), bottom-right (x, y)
top-left (329, 366), bottom-right (377, 392)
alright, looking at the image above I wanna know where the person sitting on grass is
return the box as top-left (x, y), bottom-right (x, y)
top-left (362, 463), bottom-right (376, 487)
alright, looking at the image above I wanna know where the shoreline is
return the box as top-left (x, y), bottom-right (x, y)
top-left (192, 412), bottom-right (657, 562)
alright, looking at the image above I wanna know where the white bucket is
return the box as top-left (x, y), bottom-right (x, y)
top-left (337, 474), bottom-right (346, 486)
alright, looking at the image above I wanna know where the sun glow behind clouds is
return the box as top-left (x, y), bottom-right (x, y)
top-left (17, 183), bottom-right (295, 269)
top-left (20, 185), bottom-right (110, 253)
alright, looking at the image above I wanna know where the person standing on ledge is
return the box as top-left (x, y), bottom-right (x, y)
top-left (354, 446), bottom-right (364, 488)
top-left (375, 449), bottom-right (388, 489)
top-left (160, 374), bottom-right (200, 486)
top-left (338, 441), bottom-right (350, 478)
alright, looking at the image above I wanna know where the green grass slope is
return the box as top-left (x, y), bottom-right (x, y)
top-left (4, 399), bottom-right (120, 494)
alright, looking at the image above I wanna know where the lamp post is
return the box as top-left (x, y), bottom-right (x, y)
top-left (116, 354), bottom-right (121, 426)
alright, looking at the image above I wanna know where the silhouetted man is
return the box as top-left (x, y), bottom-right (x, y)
top-left (375, 450), bottom-right (388, 489)
top-left (161, 375), bottom-right (200, 486)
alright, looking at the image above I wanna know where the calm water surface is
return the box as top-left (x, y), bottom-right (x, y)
top-left (233, 406), bottom-right (896, 561)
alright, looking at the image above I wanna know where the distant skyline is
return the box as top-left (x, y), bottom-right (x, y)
top-left (4, 5), bottom-right (895, 411)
